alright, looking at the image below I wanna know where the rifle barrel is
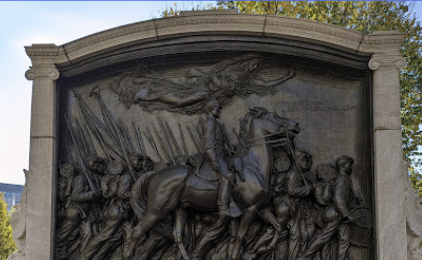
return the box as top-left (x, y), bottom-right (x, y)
top-left (144, 128), bottom-right (164, 162)
top-left (166, 121), bottom-right (181, 155)
top-left (152, 123), bottom-right (174, 165)
top-left (187, 126), bottom-right (201, 153)
top-left (64, 115), bottom-right (96, 191)
top-left (179, 123), bottom-right (188, 156)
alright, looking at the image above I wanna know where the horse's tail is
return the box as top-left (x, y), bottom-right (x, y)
top-left (130, 171), bottom-right (154, 221)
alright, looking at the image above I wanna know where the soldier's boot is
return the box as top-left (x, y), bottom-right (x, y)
top-left (218, 178), bottom-right (232, 218)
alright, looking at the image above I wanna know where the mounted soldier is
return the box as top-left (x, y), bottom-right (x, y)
top-left (200, 99), bottom-right (243, 218)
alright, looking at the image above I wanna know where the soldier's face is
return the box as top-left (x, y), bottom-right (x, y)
top-left (87, 158), bottom-right (106, 174)
top-left (132, 158), bottom-right (143, 172)
top-left (343, 162), bottom-right (353, 174)
top-left (298, 154), bottom-right (312, 171)
top-left (142, 158), bottom-right (154, 171)
top-left (211, 105), bottom-right (222, 118)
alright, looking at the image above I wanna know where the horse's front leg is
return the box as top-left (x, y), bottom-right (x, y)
top-left (231, 207), bottom-right (256, 260)
top-left (174, 207), bottom-right (190, 260)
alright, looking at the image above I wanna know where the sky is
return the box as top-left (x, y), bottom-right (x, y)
top-left (0, 1), bottom-right (421, 186)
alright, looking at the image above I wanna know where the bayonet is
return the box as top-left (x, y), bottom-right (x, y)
top-left (165, 121), bottom-right (181, 156)
top-left (76, 119), bottom-right (88, 154)
top-left (82, 122), bottom-right (96, 156)
top-left (157, 116), bottom-right (176, 163)
top-left (64, 115), bottom-right (96, 191)
top-left (178, 123), bottom-right (188, 156)
top-left (144, 127), bottom-right (164, 162)
top-left (194, 123), bottom-right (203, 141)
top-left (93, 125), bottom-right (112, 161)
top-left (132, 122), bottom-right (146, 154)
top-left (186, 126), bottom-right (201, 153)
top-left (116, 122), bottom-right (137, 180)
top-left (152, 123), bottom-right (175, 165)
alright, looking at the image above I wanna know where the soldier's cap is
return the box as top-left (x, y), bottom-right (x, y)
top-left (106, 161), bottom-right (123, 175)
top-left (60, 163), bottom-right (74, 177)
top-left (83, 154), bottom-right (102, 165)
top-left (294, 148), bottom-right (311, 158)
top-left (316, 163), bottom-right (336, 180)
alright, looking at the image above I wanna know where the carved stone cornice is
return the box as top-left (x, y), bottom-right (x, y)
top-left (360, 31), bottom-right (406, 53)
top-left (25, 67), bottom-right (60, 81)
top-left (368, 53), bottom-right (406, 71)
top-left (25, 44), bottom-right (69, 72)
top-left (57, 12), bottom-right (402, 67)
top-left (25, 47), bottom-right (66, 58)
top-left (59, 37), bottom-right (371, 78)
top-left (23, 12), bottom-right (405, 78)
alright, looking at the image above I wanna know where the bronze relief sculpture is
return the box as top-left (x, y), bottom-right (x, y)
top-left (55, 54), bottom-right (372, 260)
top-left (110, 54), bottom-right (295, 114)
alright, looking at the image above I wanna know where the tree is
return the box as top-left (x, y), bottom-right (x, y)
top-left (0, 193), bottom-right (16, 260)
top-left (161, 1), bottom-right (422, 196)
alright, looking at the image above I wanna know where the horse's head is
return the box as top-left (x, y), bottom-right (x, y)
top-left (246, 107), bottom-right (300, 139)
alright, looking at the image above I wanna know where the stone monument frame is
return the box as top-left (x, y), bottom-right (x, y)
top-left (21, 10), bottom-right (409, 260)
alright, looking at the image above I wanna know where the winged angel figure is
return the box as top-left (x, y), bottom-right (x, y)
top-left (110, 54), bottom-right (295, 114)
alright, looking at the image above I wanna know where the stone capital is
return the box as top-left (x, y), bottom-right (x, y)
top-left (25, 67), bottom-right (60, 81)
top-left (368, 53), bottom-right (406, 71)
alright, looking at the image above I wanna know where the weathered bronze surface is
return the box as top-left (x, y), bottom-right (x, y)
top-left (55, 53), bottom-right (373, 260)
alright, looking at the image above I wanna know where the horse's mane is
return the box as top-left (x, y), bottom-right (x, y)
top-left (238, 107), bottom-right (269, 150)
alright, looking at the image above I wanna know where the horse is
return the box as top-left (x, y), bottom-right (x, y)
top-left (124, 107), bottom-right (300, 260)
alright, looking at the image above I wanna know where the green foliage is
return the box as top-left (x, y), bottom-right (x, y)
top-left (0, 193), bottom-right (16, 259)
top-left (409, 170), bottom-right (422, 197)
top-left (160, 2), bottom-right (223, 18)
top-left (162, 1), bottom-right (422, 196)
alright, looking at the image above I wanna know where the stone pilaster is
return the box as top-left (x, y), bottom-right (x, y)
top-left (369, 53), bottom-right (407, 260)
top-left (24, 66), bottom-right (59, 260)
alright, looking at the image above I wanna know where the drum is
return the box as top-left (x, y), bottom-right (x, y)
top-left (350, 208), bottom-right (373, 247)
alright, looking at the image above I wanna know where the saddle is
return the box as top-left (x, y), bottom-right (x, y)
top-left (189, 155), bottom-right (219, 190)
top-left (188, 154), bottom-right (243, 217)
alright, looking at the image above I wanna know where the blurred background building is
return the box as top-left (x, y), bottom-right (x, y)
top-left (0, 183), bottom-right (24, 211)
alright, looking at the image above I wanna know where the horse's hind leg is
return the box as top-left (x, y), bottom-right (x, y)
top-left (174, 207), bottom-right (190, 260)
top-left (231, 207), bottom-right (256, 260)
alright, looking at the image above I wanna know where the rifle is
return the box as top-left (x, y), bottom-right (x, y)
top-left (81, 122), bottom-right (96, 156)
top-left (116, 122), bottom-right (136, 180)
top-left (92, 123), bottom-right (112, 161)
top-left (143, 127), bottom-right (164, 163)
top-left (64, 115), bottom-right (96, 191)
top-left (178, 123), bottom-right (189, 156)
top-left (166, 121), bottom-right (181, 156)
top-left (157, 116), bottom-right (176, 165)
top-left (132, 122), bottom-right (146, 154)
top-left (186, 125), bottom-right (201, 153)
top-left (151, 123), bottom-right (175, 165)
